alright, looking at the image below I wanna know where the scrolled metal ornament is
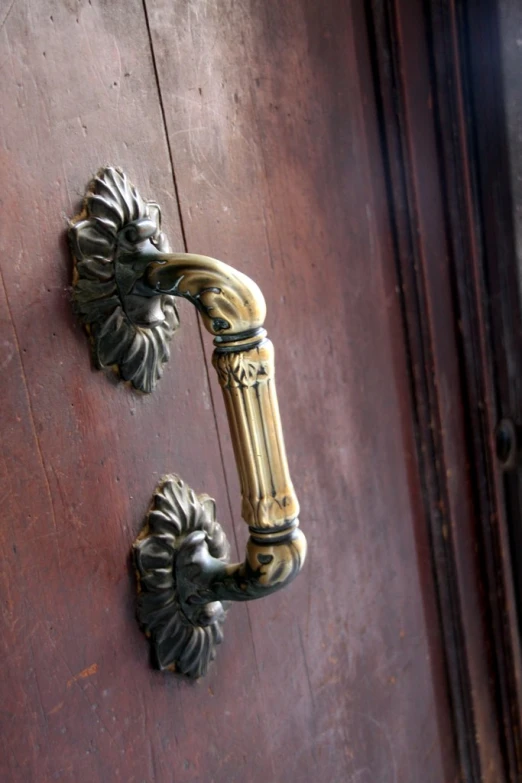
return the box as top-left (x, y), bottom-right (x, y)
top-left (69, 167), bottom-right (179, 393)
top-left (69, 167), bottom-right (307, 678)
top-left (134, 475), bottom-right (229, 678)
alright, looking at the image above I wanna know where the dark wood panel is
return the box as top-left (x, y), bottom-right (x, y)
top-left (0, 2), bottom-right (272, 781)
top-left (5, 0), bottom-right (513, 781)
top-left (146, 1), bottom-right (456, 780)
top-left (456, 0), bottom-right (522, 775)
top-left (366, 0), bottom-right (522, 778)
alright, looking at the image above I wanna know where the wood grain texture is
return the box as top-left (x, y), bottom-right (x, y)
top-left (366, 1), bottom-right (522, 778)
top-left (0, 1), bottom-right (272, 781)
top-left (456, 0), bottom-right (522, 776)
top-left (6, 0), bottom-right (511, 781)
top-left (145, 1), bottom-right (456, 781)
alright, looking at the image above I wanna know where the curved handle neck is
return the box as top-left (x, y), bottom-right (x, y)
top-left (128, 250), bottom-right (267, 337)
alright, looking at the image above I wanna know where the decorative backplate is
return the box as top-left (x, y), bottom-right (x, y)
top-left (69, 167), bottom-right (179, 393)
top-left (133, 475), bottom-right (230, 678)
top-left (69, 167), bottom-right (306, 678)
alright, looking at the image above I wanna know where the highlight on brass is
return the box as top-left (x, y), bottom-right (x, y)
top-left (69, 167), bottom-right (306, 677)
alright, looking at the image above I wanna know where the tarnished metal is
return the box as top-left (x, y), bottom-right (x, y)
top-left (69, 167), bottom-right (306, 676)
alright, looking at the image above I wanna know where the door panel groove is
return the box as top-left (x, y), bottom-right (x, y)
top-left (2, 1), bottom-right (512, 781)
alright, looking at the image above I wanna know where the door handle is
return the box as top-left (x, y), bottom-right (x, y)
top-left (69, 167), bottom-right (306, 677)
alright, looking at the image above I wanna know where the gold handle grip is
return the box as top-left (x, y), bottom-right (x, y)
top-left (213, 340), bottom-right (299, 530)
top-left (146, 254), bottom-right (300, 529)
top-left (69, 167), bottom-right (306, 677)
top-left (144, 254), bottom-right (306, 598)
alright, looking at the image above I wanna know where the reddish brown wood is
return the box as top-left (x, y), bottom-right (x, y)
top-left (1, 0), bottom-right (519, 781)
top-left (0, 2), bottom-right (270, 781)
top-left (366, 1), bottom-right (522, 779)
top-left (145, 1), bottom-right (457, 780)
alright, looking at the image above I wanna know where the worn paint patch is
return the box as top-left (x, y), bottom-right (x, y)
top-left (66, 663), bottom-right (98, 689)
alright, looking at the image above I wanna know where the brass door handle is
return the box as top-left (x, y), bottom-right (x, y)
top-left (69, 167), bottom-right (306, 677)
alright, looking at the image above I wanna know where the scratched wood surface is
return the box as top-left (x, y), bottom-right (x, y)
top-left (0, 1), bottom-right (273, 781)
top-left (145, 1), bottom-right (458, 781)
top-left (0, 1), bottom-right (458, 782)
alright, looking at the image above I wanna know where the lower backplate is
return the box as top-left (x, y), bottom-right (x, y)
top-left (133, 475), bottom-right (230, 678)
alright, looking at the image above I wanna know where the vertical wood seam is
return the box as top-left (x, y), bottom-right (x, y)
top-left (140, 0), bottom-right (241, 560)
top-left (364, 2), bottom-right (479, 780)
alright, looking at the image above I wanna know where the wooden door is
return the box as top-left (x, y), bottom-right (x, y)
top-left (1, 1), bottom-right (519, 781)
